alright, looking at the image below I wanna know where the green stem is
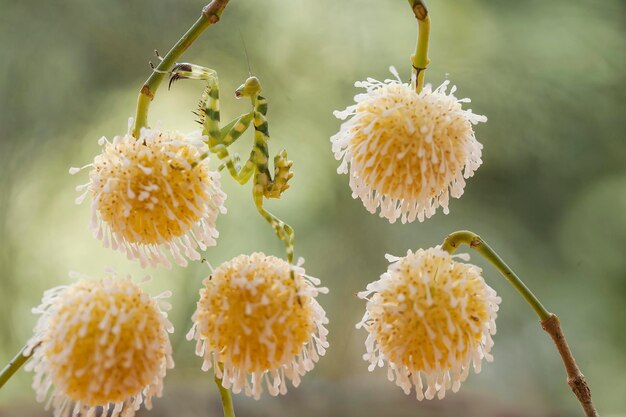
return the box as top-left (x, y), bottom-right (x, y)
top-left (441, 230), bottom-right (599, 417)
top-left (214, 365), bottom-right (236, 417)
top-left (441, 230), bottom-right (550, 320)
top-left (408, 0), bottom-right (430, 92)
top-left (0, 344), bottom-right (34, 390)
top-left (132, 0), bottom-right (231, 138)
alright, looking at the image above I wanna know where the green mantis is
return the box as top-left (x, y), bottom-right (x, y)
top-left (167, 63), bottom-right (296, 264)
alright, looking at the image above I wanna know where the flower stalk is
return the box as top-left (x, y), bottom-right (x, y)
top-left (0, 343), bottom-right (33, 390)
top-left (441, 230), bottom-right (550, 320)
top-left (215, 367), bottom-right (236, 417)
top-left (408, 0), bottom-right (430, 92)
top-left (132, 0), bottom-right (231, 137)
top-left (441, 230), bottom-right (599, 417)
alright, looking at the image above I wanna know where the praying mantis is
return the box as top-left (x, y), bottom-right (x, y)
top-left (166, 62), bottom-right (296, 264)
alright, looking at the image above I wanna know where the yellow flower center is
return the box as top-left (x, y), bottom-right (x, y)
top-left (333, 74), bottom-right (486, 223)
top-left (44, 279), bottom-right (170, 406)
top-left (367, 250), bottom-right (492, 372)
top-left (349, 83), bottom-right (472, 201)
top-left (92, 132), bottom-right (212, 245)
top-left (194, 253), bottom-right (315, 372)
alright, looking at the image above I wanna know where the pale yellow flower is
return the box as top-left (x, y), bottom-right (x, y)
top-left (72, 122), bottom-right (226, 268)
top-left (187, 253), bottom-right (329, 399)
top-left (332, 68), bottom-right (486, 223)
top-left (25, 272), bottom-right (174, 417)
top-left (357, 247), bottom-right (500, 400)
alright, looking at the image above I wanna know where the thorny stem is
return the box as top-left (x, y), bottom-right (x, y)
top-left (408, 0), bottom-right (430, 92)
top-left (0, 344), bottom-right (33, 390)
top-left (132, 0), bottom-right (231, 138)
top-left (441, 230), bottom-right (599, 417)
top-left (214, 365), bottom-right (236, 417)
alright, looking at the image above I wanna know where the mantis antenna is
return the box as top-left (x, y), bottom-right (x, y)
top-left (238, 28), bottom-right (253, 77)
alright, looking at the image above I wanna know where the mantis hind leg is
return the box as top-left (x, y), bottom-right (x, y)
top-left (252, 185), bottom-right (295, 264)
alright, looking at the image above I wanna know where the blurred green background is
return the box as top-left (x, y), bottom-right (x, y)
top-left (1, 0), bottom-right (625, 416)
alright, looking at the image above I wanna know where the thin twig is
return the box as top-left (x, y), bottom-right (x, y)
top-left (541, 314), bottom-right (599, 417)
top-left (133, 0), bottom-right (231, 137)
top-left (442, 230), bottom-right (599, 417)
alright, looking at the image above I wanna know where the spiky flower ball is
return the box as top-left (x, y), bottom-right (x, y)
top-left (357, 247), bottom-right (500, 400)
top-left (187, 253), bottom-right (329, 399)
top-left (72, 123), bottom-right (227, 268)
top-left (25, 272), bottom-right (174, 417)
top-left (331, 68), bottom-right (486, 223)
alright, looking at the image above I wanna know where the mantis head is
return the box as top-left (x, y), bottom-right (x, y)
top-left (235, 76), bottom-right (261, 99)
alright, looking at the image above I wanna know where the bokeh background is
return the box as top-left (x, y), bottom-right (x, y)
top-left (1, 0), bottom-right (625, 416)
